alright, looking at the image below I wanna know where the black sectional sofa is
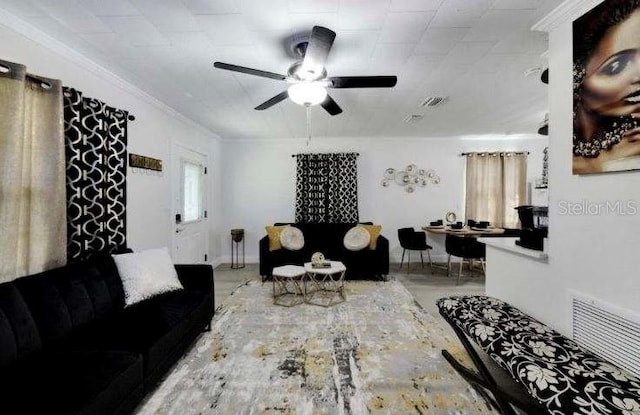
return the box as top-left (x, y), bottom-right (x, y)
top-left (260, 222), bottom-right (389, 280)
top-left (0, 252), bottom-right (214, 415)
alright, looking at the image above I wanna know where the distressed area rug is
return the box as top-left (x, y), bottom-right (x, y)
top-left (137, 279), bottom-right (496, 414)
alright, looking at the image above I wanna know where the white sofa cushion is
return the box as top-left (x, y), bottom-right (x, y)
top-left (280, 226), bottom-right (304, 250)
top-left (113, 247), bottom-right (183, 307)
top-left (343, 225), bottom-right (371, 251)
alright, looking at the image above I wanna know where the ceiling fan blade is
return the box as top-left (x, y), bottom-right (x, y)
top-left (320, 95), bottom-right (342, 116)
top-left (213, 62), bottom-right (286, 81)
top-left (328, 76), bottom-right (398, 88)
top-left (302, 26), bottom-right (336, 72)
top-left (255, 91), bottom-right (289, 110)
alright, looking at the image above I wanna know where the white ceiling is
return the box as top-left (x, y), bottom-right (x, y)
top-left (0, 0), bottom-right (562, 140)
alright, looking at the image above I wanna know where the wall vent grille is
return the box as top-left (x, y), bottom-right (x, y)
top-left (420, 96), bottom-right (448, 107)
top-left (572, 294), bottom-right (640, 378)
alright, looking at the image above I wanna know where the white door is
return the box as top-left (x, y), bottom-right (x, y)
top-left (171, 144), bottom-right (209, 264)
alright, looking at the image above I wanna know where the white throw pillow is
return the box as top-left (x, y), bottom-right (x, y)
top-left (344, 225), bottom-right (371, 251)
top-left (280, 226), bottom-right (304, 250)
top-left (113, 247), bottom-right (183, 307)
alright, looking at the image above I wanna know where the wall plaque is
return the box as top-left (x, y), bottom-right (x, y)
top-left (129, 153), bottom-right (162, 172)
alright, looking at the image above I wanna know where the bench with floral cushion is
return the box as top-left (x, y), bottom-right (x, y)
top-left (437, 295), bottom-right (640, 415)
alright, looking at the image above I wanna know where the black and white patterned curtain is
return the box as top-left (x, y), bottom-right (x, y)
top-left (63, 87), bottom-right (128, 262)
top-left (295, 153), bottom-right (358, 223)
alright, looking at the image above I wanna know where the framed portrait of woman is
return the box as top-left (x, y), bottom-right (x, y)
top-left (573, 0), bottom-right (640, 174)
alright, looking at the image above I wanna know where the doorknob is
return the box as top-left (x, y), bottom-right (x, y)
top-left (175, 228), bottom-right (184, 233)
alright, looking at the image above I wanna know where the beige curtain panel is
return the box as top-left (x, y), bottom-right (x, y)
top-left (464, 152), bottom-right (527, 228)
top-left (0, 59), bottom-right (66, 283)
top-left (502, 153), bottom-right (528, 228)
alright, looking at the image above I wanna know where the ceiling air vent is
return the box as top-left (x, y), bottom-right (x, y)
top-left (404, 114), bottom-right (424, 123)
top-left (420, 96), bottom-right (448, 108)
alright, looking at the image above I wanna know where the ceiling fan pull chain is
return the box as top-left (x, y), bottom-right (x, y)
top-left (306, 104), bottom-right (311, 146)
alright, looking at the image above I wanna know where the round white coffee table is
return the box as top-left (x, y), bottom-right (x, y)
top-left (272, 265), bottom-right (305, 307)
top-left (304, 261), bottom-right (346, 307)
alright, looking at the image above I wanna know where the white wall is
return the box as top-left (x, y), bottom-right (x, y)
top-left (485, 3), bottom-right (640, 336)
top-left (0, 22), bottom-right (224, 263)
top-left (221, 135), bottom-right (548, 264)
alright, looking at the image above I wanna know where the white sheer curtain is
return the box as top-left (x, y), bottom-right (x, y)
top-left (464, 152), bottom-right (527, 228)
top-left (0, 59), bottom-right (66, 282)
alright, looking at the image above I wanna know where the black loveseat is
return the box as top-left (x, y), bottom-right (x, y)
top-left (0, 252), bottom-right (214, 415)
top-left (260, 222), bottom-right (389, 280)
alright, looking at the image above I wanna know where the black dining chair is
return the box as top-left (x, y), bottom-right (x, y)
top-left (397, 228), bottom-right (433, 273)
top-left (445, 234), bottom-right (486, 284)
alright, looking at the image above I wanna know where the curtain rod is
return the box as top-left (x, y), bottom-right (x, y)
top-left (460, 151), bottom-right (529, 156)
top-left (26, 73), bottom-right (51, 84)
top-left (59, 85), bottom-right (136, 122)
top-left (291, 152), bottom-right (360, 158)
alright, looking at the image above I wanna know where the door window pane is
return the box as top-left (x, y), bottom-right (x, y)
top-left (183, 161), bottom-right (202, 222)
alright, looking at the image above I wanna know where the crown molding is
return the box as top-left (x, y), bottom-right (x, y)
top-left (532, 0), bottom-right (603, 32)
top-left (0, 7), bottom-right (221, 142)
top-left (220, 133), bottom-right (544, 143)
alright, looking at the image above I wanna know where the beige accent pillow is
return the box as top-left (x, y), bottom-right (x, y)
top-left (360, 224), bottom-right (382, 249)
top-left (344, 225), bottom-right (371, 251)
top-left (265, 225), bottom-right (286, 251)
top-left (280, 226), bottom-right (304, 250)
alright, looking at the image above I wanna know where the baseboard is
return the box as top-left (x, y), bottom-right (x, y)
top-left (209, 258), bottom-right (223, 268)
top-left (216, 255), bottom-right (259, 266)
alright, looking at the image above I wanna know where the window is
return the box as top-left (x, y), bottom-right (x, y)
top-left (182, 160), bottom-right (204, 223)
top-left (464, 152), bottom-right (527, 228)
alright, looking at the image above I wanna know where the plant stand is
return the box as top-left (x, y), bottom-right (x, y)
top-left (230, 228), bottom-right (245, 269)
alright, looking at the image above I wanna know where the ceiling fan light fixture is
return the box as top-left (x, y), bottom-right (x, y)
top-left (288, 83), bottom-right (327, 106)
top-left (213, 25), bottom-right (397, 115)
top-left (298, 63), bottom-right (324, 80)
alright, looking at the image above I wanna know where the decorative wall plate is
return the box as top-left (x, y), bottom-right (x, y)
top-left (384, 168), bottom-right (396, 179)
top-left (394, 171), bottom-right (410, 186)
top-left (382, 164), bottom-right (439, 192)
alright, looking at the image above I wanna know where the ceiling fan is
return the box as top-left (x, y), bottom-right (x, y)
top-left (213, 26), bottom-right (398, 116)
